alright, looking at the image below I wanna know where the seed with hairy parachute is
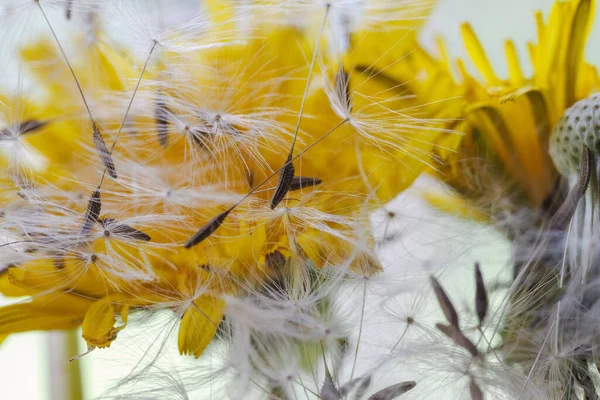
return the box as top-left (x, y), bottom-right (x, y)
top-left (92, 123), bottom-right (117, 179)
top-left (100, 218), bottom-right (151, 241)
top-left (474, 262), bottom-right (488, 326)
top-left (289, 176), bottom-right (322, 191)
top-left (18, 119), bottom-right (50, 135)
top-left (155, 96), bottom-right (169, 147)
top-left (335, 67), bottom-right (353, 114)
top-left (367, 381), bottom-right (416, 400)
top-left (81, 189), bottom-right (101, 235)
top-left (0, 120), bottom-right (49, 138)
top-left (270, 156), bottom-right (295, 209)
top-left (184, 208), bottom-right (232, 248)
top-left (436, 323), bottom-right (479, 357)
top-left (430, 276), bottom-right (459, 328)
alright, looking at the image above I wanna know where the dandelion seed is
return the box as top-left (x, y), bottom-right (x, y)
top-left (367, 381), bottom-right (416, 400)
top-left (289, 176), bottom-right (322, 191)
top-left (81, 189), bottom-right (101, 236)
top-left (99, 218), bottom-right (151, 242)
top-left (474, 262), bottom-right (487, 326)
top-left (335, 67), bottom-right (352, 114)
top-left (184, 208), bottom-right (232, 248)
top-left (435, 323), bottom-right (479, 357)
top-left (15, 120), bottom-right (49, 136)
top-left (0, 0), bottom-right (457, 396)
top-left (430, 276), bottom-right (459, 328)
top-left (155, 95), bottom-right (170, 148)
top-left (270, 156), bottom-right (295, 210)
top-left (92, 123), bottom-right (117, 179)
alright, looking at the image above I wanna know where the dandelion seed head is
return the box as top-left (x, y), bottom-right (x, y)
top-left (550, 92), bottom-right (600, 177)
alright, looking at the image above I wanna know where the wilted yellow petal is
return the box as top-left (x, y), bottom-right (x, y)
top-left (82, 299), bottom-right (128, 349)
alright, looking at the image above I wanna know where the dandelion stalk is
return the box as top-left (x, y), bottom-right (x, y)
top-left (47, 329), bottom-right (83, 400)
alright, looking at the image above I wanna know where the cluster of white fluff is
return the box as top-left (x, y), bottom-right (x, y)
top-left (1, 1), bottom-right (589, 400)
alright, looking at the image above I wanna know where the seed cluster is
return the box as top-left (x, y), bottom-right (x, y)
top-left (550, 92), bottom-right (600, 176)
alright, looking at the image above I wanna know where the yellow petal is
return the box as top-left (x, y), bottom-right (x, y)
top-left (460, 23), bottom-right (498, 85)
top-left (81, 299), bottom-right (128, 349)
top-left (565, 0), bottom-right (595, 106)
top-left (0, 268), bottom-right (29, 297)
top-left (0, 300), bottom-right (85, 335)
top-left (422, 191), bottom-right (488, 222)
top-left (504, 40), bottom-right (524, 86)
top-left (178, 296), bottom-right (225, 358)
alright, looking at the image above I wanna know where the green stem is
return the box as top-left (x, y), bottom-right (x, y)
top-left (48, 329), bottom-right (84, 400)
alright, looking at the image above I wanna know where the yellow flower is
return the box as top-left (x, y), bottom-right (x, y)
top-left (0, 2), bottom-right (441, 361)
top-left (409, 0), bottom-right (600, 393)
top-left (421, 0), bottom-right (599, 216)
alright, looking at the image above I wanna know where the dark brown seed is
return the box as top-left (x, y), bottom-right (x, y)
top-left (100, 218), bottom-right (151, 241)
top-left (17, 120), bottom-right (49, 135)
top-left (320, 366), bottom-right (342, 400)
top-left (469, 378), bottom-right (484, 400)
top-left (65, 0), bottom-right (73, 19)
top-left (474, 262), bottom-right (488, 326)
top-left (367, 381), bottom-right (416, 400)
top-left (289, 176), bottom-right (322, 191)
top-left (336, 67), bottom-right (352, 113)
top-left (430, 276), bottom-right (459, 328)
top-left (92, 123), bottom-right (117, 179)
top-left (81, 189), bottom-right (101, 235)
top-left (155, 97), bottom-right (169, 147)
top-left (184, 208), bottom-right (232, 248)
top-left (270, 156), bottom-right (295, 209)
top-left (436, 323), bottom-right (479, 357)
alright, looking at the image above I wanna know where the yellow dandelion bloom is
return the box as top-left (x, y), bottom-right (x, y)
top-left (421, 0), bottom-right (599, 216)
top-left (0, 0), bottom-right (442, 363)
top-left (410, 0), bottom-right (600, 395)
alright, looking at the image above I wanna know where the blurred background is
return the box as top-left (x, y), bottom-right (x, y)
top-left (0, 0), bottom-right (596, 398)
